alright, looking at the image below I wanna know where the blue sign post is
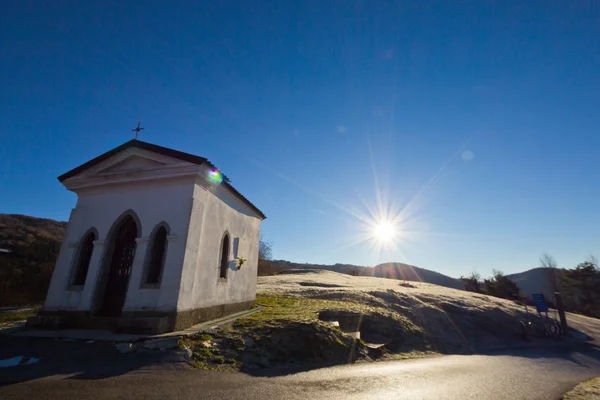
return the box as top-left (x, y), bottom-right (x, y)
top-left (532, 293), bottom-right (549, 313)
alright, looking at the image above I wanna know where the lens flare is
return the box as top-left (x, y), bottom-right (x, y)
top-left (372, 220), bottom-right (397, 243)
top-left (208, 168), bottom-right (223, 184)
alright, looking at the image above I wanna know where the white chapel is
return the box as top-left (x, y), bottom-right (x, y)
top-left (37, 139), bottom-right (266, 333)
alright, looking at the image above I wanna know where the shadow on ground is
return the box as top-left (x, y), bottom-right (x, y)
top-left (1, 323), bottom-right (598, 383)
top-left (482, 341), bottom-right (600, 369)
top-left (0, 337), bottom-right (190, 387)
top-left (239, 340), bottom-right (600, 378)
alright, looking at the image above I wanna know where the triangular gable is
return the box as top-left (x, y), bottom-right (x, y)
top-left (99, 155), bottom-right (167, 173)
top-left (57, 139), bottom-right (267, 220)
top-left (58, 140), bottom-right (207, 182)
top-left (77, 147), bottom-right (189, 178)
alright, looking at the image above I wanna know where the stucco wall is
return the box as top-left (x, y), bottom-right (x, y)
top-left (44, 151), bottom-right (263, 319)
top-left (177, 174), bottom-right (262, 311)
top-left (44, 178), bottom-right (195, 313)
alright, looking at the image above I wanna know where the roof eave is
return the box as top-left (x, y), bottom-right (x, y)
top-left (57, 139), bottom-right (267, 220)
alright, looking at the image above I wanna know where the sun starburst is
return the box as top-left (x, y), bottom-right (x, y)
top-left (372, 219), bottom-right (398, 243)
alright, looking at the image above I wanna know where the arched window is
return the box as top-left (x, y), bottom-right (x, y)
top-left (145, 225), bottom-right (168, 285)
top-left (72, 230), bottom-right (96, 286)
top-left (219, 233), bottom-right (230, 279)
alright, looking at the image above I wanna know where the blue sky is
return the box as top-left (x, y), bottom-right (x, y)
top-left (2, 1), bottom-right (599, 278)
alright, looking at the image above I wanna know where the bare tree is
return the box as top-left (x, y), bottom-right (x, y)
top-left (587, 254), bottom-right (598, 269)
top-left (256, 238), bottom-right (283, 276)
top-left (258, 239), bottom-right (273, 264)
top-left (461, 271), bottom-right (481, 293)
top-left (540, 253), bottom-right (560, 293)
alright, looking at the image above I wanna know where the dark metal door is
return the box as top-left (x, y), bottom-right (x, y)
top-left (100, 217), bottom-right (137, 316)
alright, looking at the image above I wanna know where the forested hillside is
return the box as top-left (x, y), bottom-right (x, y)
top-left (0, 214), bottom-right (66, 306)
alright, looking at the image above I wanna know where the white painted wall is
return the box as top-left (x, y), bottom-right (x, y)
top-left (177, 171), bottom-right (262, 311)
top-left (44, 178), bottom-right (195, 312)
top-left (44, 151), bottom-right (263, 317)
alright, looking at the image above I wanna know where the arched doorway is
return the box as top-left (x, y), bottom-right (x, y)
top-left (99, 216), bottom-right (138, 316)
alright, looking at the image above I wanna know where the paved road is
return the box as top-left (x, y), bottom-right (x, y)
top-left (1, 337), bottom-right (600, 400)
top-left (567, 312), bottom-right (600, 340)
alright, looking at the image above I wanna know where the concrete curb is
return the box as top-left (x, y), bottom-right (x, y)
top-left (4, 306), bottom-right (265, 343)
top-left (156, 306), bottom-right (266, 338)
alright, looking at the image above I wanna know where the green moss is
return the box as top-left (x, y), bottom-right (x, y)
top-left (199, 333), bottom-right (213, 342)
top-left (188, 359), bottom-right (238, 371)
top-left (188, 360), bottom-right (210, 369)
top-left (193, 346), bottom-right (213, 358)
top-left (0, 308), bottom-right (39, 324)
top-left (385, 351), bottom-right (439, 360)
top-left (213, 355), bottom-right (225, 364)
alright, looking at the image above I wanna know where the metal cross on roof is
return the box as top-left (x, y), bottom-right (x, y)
top-left (132, 122), bottom-right (144, 139)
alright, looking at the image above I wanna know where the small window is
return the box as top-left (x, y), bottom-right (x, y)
top-left (146, 226), bottom-right (168, 285)
top-left (72, 231), bottom-right (95, 286)
top-left (219, 233), bottom-right (230, 279)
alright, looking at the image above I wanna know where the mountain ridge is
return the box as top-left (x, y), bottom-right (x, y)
top-left (272, 260), bottom-right (556, 295)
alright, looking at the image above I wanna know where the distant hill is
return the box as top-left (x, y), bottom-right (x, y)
top-left (367, 262), bottom-right (463, 289)
top-left (272, 260), bottom-right (558, 294)
top-left (272, 260), bottom-right (369, 276)
top-left (506, 267), bottom-right (560, 299)
top-left (272, 260), bottom-right (463, 290)
top-left (0, 214), bottom-right (66, 306)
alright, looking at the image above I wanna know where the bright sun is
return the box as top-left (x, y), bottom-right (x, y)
top-left (372, 220), bottom-right (397, 242)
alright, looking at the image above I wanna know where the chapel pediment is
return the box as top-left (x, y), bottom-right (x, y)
top-left (57, 139), bottom-right (266, 220)
top-left (97, 155), bottom-right (167, 173)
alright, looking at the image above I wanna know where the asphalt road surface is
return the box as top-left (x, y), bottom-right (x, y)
top-left (1, 337), bottom-right (600, 400)
top-left (567, 312), bottom-right (600, 340)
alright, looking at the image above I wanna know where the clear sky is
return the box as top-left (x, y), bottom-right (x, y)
top-left (1, 1), bottom-right (599, 278)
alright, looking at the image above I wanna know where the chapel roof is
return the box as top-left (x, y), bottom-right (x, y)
top-left (58, 139), bottom-right (266, 220)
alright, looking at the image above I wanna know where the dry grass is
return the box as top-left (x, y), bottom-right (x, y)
top-left (257, 270), bottom-right (535, 352)
top-left (563, 377), bottom-right (600, 400)
top-left (185, 270), bottom-right (600, 372)
top-left (236, 295), bottom-right (417, 331)
top-left (0, 308), bottom-right (39, 325)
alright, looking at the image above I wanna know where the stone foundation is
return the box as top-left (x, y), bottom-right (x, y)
top-left (30, 300), bottom-right (255, 334)
top-left (172, 300), bottom-right (255, 330)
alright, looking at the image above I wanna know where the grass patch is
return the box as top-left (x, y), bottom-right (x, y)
top-left (182, 295), bottom-right (428, 372)
top-left (563, 377), bottom-right (600, 400)
top-left (213, 355), bottom-right (226, 364)
top-left (0, 308), bottom-right (39, 325)
top-left (180, 338), bottom-right (241, 371)
top-left (234, 295), bottom-right (386, 329)
top-left (199, 333), bottom-right (213, 342)
top-left (384, 350), bottom-right (440, 361)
